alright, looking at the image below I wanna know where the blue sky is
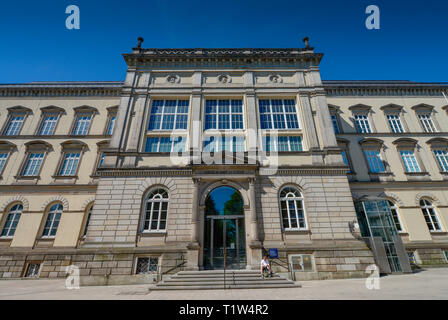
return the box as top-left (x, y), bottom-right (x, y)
top-left (0, 0), bottom-right (447, 83)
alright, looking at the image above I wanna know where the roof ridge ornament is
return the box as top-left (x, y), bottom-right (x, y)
top-left (137, 37), bottom-right (144, 49)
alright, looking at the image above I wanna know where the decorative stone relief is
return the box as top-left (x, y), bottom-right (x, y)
top-left (269, 74), bottom-right (283, 84)
top-left (217, 74), bottom-right (231, 84)
top-left (166, 74), bottom-right (180, 84)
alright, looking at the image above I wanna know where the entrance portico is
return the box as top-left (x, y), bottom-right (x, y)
top-left (186, 165), bottom-right (262, 271)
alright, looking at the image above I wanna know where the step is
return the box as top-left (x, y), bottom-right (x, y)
top-left (176, 270), bottom-right (261, 275)
top-left (166, 276), bottom-right (281, 282)
top-left (151, 283), bottom-right (301, 290)
top-left (158, 280), bottom-right (293, 286)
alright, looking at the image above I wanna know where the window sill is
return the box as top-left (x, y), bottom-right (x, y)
top-left (14, 175), bottom-right (40, 180)
top-left (430, 231), bottom-right (447, 235)
top-left (139, 231), bottom-right (167, 237)
top-left (0, 237), bottom-right (13, 241)
top-left (52, 175), bottom-right (78, 179)
top-left (283, 229), bottom-right (310, 235)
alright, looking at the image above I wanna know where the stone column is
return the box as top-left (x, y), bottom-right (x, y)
top-left (248, 177), bottom-right (262, 269)
top-left (186, 178), bottom-right (200, 270)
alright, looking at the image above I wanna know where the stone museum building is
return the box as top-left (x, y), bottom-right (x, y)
top-left (0, 41), bottom-right (447, 285)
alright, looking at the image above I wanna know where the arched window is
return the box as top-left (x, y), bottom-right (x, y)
top-left (279, 187), bottom-right (307, 230)
top-left (83, 204), bottom-right (93, 237)
top-left (1, 203), bottom-right (23, 237)
top-left (420, 199), bottom-right (441, 231)
top-left (387, 200), bottom-right (403, 232)
top-left (143, 188), bottom-right (169, 232)
top-left (42, 203), bottom-right (63, 237)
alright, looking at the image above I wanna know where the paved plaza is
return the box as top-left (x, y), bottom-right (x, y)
top-left (0, 268), bottom-right (446, 300)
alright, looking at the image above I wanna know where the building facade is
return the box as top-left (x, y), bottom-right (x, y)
top-left (0, 44), bottom-right (447, 285)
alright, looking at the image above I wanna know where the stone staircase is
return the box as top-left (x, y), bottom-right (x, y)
top-left (151, 270), bottom-right (300, 290)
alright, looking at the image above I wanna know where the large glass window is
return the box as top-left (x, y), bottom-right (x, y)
top-left (143, 189), bottom-right (169, 232)
top-left (400, 150), bottom-right (421, 172)
top-left (39, 113), bottom-right (59, 135)
top-left (331, 114), bottom-right (340, 134)
top-left (388, 201), bottom-right (403, 232)
top-left (1, 203), bottom-right (22, 237)
top-left (259, 99), bottom-right (299, 130)
top-left (434, 149), bottom-right (448, 172)
top-left (42, 203), bottom-right (63, 237)
top-left (203, 136), bottom-right (245, 152)
top-left (387, 114), bottom-right (404, 133)
top-left (341, 150), bottom-right (351, 173)
top-left (354, 114), bottom-right (372, 133)
top-left (263, 136), bottom-right (303, 152)
top-left (364, 150), bottom-right (385, 173)
top-left (279, 187), bottom-right (307, 230)
top-left (59, 152), bottom-right (81, 176)
top-left (205, 100), bottom-right (243, 130)
top-left (22, 153), bottom-right (45, 176)
top-left (83, 205), bottom-right (93, 237)
top-left (106, 114), bottom-right (116, 135)
top-left (72, 114), bottom-right (92, 135)
top-left (0, 153), bottom-right (9, 174)
top-left (418, 114), bottom-right (437, 133)
top-left (4, 113), bottom-right (25, 136)
top-left (148, 100), bottom-right (189, 131)
top-left (420, 199), bottom-right (441, 231)
top-left (144, 136), bottom-right (186, 152)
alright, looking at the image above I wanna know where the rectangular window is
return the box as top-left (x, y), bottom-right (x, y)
top-left (144, 136), bottom-right (186, 152)
top-left (341, 151), bottom-right (351, 173)
top-left (364, 150), bottom-right (385, 173)
top-left (418, 114), bottom-right (437, 133)
top-left (434, 150), bottom-right (448, 172)
top-left (331, 115), bottom-right (340, 134)
top-left (204, 99), bottom-right (243, 130)
top-left (24, 263), bottom-right (41, 278)
top-left (148, 100), bottom-right (189, 131)
top-left (259, 99), bottom-right (299, 130)
top-left (72, 114), bottom-right (92, 135)
top-left (400, 150), bottom-right (421, 172)
top-left (4, 113), bottom-right (25, 136)
top-left (354, 114), bottom-right (372, 133)
top-left (22, 153), bottom-right (44, 176)
top-left (263, 136), bottom-right (303, 152)
top-left (39, 113), bottom-right (59, 135)
top-left (203, 136), bottom-right (245, 152)
top-left (1, 212), bottom-right (21, 237)
top-left (59, 152), bottom-right (81, 176)
top-left (42, 212), bottom-right (61, 237)
top-left (0, 153), bottom-right (8, 173)
top-left (386, 114), bottom-right (404, 133)
top-left (136, 257), bottom-right (159, 274)
top-left (107, 115), bottom-right (116, 135)
top-left (98, 152), bottom-right (105, 168)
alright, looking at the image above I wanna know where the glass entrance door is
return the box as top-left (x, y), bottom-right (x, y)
top-left (204, 216), bottom-right (246, 270)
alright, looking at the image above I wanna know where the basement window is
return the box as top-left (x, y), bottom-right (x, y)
top-left (24, 263), bottom-right (41, 278)
top-left (135, 257), bottom-right (158, 274)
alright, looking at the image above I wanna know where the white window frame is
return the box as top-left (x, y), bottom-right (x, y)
top-left (400, 150), bottom-right (421, 173)
top-left (279, 187), bottom-right (308, 231)
top-left (263, 135), bottom-right (303, 152)
top-left (38, 113), bottom-right (59, 136)
top-left (387, 200), bottom-right (404, 232)
top-left (433, 149), bottom-right (448, 173)
top-left (72, 113), bottom-right (93, 135)
top-left (58, 152), bottom-right (81, 176)
top-left (258, 99), bottom-right (300, 130)
top-left (386, 114), bottom-right (405, 133)
top-left (148, 99), bottom-right (189, 132)
top-left (4, 113), bottom-right (26, 136)
top-left (364, 149), bottom-right (386, 173)
top-left (420, 199), bottom-right (442, 232)
top-left (204, 99), bottom-right (244, 131)
top-left (22, 152), bottom-right (45, 177)
top-left (42, 203), bottom-right (63, 238)
top-left (354, 114), bottom-right (372, 133)
top-left (142, 189), bottom-right (169, 233)
top-left (418, 113), bottom-right (437, 133)
top-left (1, 203), bottom-right (23, 238)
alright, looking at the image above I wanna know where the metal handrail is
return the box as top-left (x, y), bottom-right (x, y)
top-left (157, 254), bottom-right (187, 282)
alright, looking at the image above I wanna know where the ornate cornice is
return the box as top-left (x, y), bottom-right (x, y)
top-left (0, 82), bottom-right (122, 98)
top-left (324, 80), bottom-right (448, 97)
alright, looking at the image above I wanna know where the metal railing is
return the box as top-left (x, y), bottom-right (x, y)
top-left (157, 254), bottom-right (186, 282)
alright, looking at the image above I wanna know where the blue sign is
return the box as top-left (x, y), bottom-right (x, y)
top-left (268, 248), bottom-right (278, 259)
